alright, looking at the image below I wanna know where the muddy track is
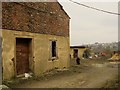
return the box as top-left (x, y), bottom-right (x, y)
top-left (6, 60), bottom-right (119, 88)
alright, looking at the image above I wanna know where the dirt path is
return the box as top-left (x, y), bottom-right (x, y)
top-left (11, 60), bottom-right (119, 88)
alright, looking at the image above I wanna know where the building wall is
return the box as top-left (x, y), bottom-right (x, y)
top-left (2, 2), bottom-right (69, 37)
top-left (2, 30), bottom-right (70, 80)
top-left (70, 48), bottom-right (85, 59)
top-left (0, 30), bottom-right (2, 84)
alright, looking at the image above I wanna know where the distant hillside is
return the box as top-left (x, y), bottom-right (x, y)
top-left (84, 42), bottom-right (118, 53)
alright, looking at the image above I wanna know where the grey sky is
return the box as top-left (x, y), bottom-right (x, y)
top-left (1, 0), bottom-right (118, 45)
top-left (58, 0), bottom-right (118, 46)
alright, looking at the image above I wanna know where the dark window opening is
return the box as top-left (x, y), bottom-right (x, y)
top-left (52, 41), bottom-right (56, 57)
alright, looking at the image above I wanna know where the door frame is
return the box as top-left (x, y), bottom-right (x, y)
top-left (14, 36), bottom-right (34, 77)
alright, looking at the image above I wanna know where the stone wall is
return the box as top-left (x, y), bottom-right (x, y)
top-left (2, 30), bottom-right (70, 80)
top-left (2, 2), bottom-right (69, 37)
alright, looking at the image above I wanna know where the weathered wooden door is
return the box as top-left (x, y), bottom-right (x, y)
top-left (16, 38), bottom-right (30, 75)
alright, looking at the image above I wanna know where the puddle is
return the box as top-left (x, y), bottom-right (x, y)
top-left (92, 64), bottom-right (104, 67)
top-left (92, 62), bottom-right (119, 68)
top-left (109, 62), bottom-right (120, 64)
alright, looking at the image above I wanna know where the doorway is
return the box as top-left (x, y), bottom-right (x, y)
top-left (74, 49), bottom-right (78, 58)
top-left (16, 38), bottom-right (31, 75)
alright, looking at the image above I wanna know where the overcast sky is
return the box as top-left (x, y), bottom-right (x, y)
top-left (1, 0), bottom-right (119, 45)
top-left (58, 0), bottom-right (118, 46)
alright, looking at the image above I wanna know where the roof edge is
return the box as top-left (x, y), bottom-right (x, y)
top-left (57, 1), bottom-right (71, 19)
top-left (70, 46), bottom-right (86, 48)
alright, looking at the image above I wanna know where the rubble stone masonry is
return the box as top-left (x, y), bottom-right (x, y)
top-left (2, 2), bottom-right (69, 37)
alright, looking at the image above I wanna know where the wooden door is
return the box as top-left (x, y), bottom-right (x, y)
top-left (16, 38), bottom-right (30, 75)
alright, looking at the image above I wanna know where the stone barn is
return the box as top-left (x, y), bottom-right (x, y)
top-left (1, 1), bottom-right (70, 80)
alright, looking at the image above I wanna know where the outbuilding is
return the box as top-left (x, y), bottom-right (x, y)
top-left (70, 46), bottom-right (86, 59)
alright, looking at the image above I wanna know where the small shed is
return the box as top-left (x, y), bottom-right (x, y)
top-left (70, 46), bottom-right (86, 59)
